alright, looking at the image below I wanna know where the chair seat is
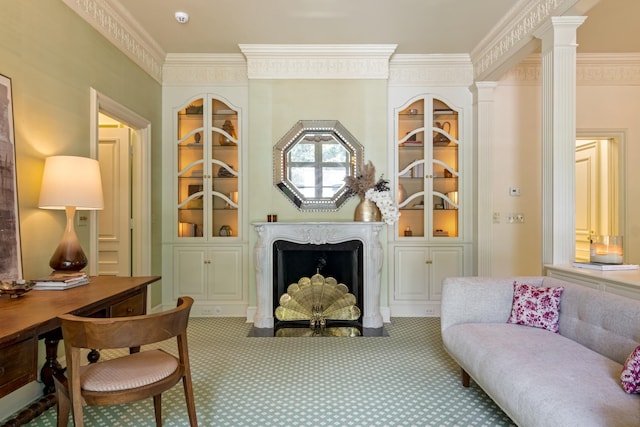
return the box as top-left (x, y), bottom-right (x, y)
top-left (81, 350), bottom-right (178, 392)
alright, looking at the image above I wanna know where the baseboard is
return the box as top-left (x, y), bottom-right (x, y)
top-left (190, 302), bottom-right (248, 317)
top-left (380, 306), bottom-right (391, 323)
top-left (246, 306), bottom-right (257, 323)
top-left (389, 302), bottom-right (441, 317)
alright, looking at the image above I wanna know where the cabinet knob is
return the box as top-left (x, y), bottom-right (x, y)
top-left (425, 260), bottom-right (433, 264)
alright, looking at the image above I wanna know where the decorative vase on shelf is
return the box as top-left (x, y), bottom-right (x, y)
top-left (354, 198), bottom-right (381, 222)
top-left (219, 120), bottom-right (237, 146)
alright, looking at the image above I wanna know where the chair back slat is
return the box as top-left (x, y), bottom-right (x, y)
top-left (58, 297), bottom-right (193, 350)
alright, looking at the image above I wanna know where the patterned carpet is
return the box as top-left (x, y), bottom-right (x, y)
top-left (21, 317), bottom-right (515, 426)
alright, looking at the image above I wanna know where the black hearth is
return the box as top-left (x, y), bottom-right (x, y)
top-left (272, 239), bottom-right (363, 332)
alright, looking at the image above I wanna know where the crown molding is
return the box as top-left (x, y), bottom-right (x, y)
top-left (389, 54), bottom-right (474, 87)
top-left (471, 0), bottom-right (580, 81)
top-left (61, 0), bottom-right (165, 83)
top-left (500, 53), bottom-right (640, 85)
top-left (163, 54), bottom-right (248, 86)
top-left (239, 44), bottom-right (397, 79)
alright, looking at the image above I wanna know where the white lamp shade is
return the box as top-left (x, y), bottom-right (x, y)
top-left (39, 156), bottom-right (104, 210)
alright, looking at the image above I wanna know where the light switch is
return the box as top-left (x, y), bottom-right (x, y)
top-left (77, 214), bottom-right (89, 227)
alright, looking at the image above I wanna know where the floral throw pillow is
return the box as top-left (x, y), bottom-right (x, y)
top-left (621, 345), bottom-right (640, 394)
top-left (507, 281), bottom-right (564, 333)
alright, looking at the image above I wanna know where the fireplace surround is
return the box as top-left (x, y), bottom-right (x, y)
top-left (252, 222), bottom-right (384, 329)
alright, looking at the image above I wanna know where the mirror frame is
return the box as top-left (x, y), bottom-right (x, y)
top-left (274, 120), bottom-right (364, 211)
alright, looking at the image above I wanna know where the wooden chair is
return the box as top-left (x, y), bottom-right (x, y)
top-left (54, 296), bottom-right (198, 427)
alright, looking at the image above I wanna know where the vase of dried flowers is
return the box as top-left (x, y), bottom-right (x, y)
top-left (344, 161), bottom-right (400, 225)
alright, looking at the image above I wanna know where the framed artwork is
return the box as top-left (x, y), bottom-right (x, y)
top-left (0, 74), bottom-right (22, 281)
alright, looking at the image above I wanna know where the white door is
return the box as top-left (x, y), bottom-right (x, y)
top-left (575, 142), bottom-right (598, 262)
top-left (98, 127), bottom-right (131, 276)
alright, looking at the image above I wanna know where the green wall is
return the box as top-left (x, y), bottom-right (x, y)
top-left (0, 0), bottom-right (162, 417)
top-left (247, 79), bottom-right (390, 307)
top-left (0, 0), bottom-right (162, 280)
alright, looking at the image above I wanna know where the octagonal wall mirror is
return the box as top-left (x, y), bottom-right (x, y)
top-left (274, 120), bottom-right (364, 211)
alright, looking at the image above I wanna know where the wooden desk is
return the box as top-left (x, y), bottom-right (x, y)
top-left (0, 275), bottom-right (160, 422)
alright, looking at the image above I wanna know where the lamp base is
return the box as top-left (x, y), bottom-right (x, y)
top-left (49, 206), bottom-right (88, 272)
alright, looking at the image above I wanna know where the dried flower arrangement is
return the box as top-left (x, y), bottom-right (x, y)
top-left (344, 161), bottom-right (377, 199)
top-left (344, 161), bottom-right (400, 225)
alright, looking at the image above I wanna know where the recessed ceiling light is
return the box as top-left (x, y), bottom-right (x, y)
top-left (175, 11), bottom-right (189, 24)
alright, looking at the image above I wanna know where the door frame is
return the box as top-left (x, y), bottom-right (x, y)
top-left (89, 88), bottom-right (151, 277)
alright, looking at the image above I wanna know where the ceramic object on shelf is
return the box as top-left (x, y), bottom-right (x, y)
top-left (219, 120), bottom-right (237, 146)
top-left (398, 184), bottom-right (407, 204)
top-left (219, 225), bottom-right (233, 236)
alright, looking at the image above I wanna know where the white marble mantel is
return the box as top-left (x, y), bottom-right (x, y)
top-left (252, 222), bottom-right (384, 329)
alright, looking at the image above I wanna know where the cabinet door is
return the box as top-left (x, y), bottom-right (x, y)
top-left (394, 245), bottom-right (463, 302)
top-left (210, 98), bottom-right (239, 239)
top-left (431, 100), bottom-right (459, 239)
top-left (208, 247), bottom-right (243, 301)
top-left (394, 246), bottom-right (429, 302)
top-left (177, 98), bottom-right (206, 238)
top-left (175, 96), bottom-right (241, 240)
top-left (396, 95), bottom-right (460, 240)
top-left (429, 246), bottom-right (464, 301)
top-left (174, 247), bottom-right (208, 298)
top-left (397, 98), bottom-right (426, 237)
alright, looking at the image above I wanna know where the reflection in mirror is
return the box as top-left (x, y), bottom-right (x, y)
top-left (274, 120), bottom-right (364, 211)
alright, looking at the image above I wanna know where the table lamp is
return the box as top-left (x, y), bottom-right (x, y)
top-left (38, 156), bottom-right (104, 272)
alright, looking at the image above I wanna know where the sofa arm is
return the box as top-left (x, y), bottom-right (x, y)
top-left (440, 276), bottom-right (545, 332)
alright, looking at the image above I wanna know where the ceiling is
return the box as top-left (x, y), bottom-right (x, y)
top-left (113, 0), bottom-right (639, 56)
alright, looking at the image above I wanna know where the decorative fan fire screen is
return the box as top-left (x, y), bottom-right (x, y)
top-left (275, 272), bottom-right (361, 336)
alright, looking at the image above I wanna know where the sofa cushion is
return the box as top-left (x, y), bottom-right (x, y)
top-left (621, 345), bottom-right (640, 393)
top-left (544, 278), bottom-right (640, 365)
top-left (442, 323), bottom-right (639, 427)
top-left (507, 281), bottom-right (563, 333)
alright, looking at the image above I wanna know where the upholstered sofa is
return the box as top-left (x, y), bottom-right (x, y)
top-left (440, 276), bottom-right (640, 427)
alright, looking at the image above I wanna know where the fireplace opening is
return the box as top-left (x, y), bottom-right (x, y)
top-left (272, 240), bottom-right (363, 334)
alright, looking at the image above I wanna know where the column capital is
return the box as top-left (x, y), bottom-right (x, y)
top-left (534, 16), bottom-right (588, 47)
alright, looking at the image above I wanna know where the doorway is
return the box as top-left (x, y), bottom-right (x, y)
top-left (575, 133), bottom-right (623, 262)
top-left (89, 89), bottom-right (151, 278)
top-left (98, 116), bottom-right (132, 276)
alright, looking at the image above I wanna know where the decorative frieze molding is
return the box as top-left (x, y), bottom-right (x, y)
top-left (389, 54), bottom-right (474, 87)
top-left (239, 44), bottom-right (397, 79)
top-left (163, 54), bottom-right (248, 86)
top-left (471, 0), bottom-right (578, 81)
top-left (499, 54), bottom-right (640, 86)
top-left (576, 54), bottom-right (640, 85)
top-left (61, 0), bottom-right (165, 83)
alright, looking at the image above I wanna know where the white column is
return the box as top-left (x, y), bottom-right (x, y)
top-left (535, 16), bottom-right (586, 266)
top-left (473, 82), bottom-right (498, 276)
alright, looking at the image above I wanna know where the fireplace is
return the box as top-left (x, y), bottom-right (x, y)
top-left (252, 222), bottom-right (384, 329)
top-left (273, 240), bottom-right (363, 331)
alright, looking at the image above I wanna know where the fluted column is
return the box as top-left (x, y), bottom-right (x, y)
top-left (473, 81), bottom-right (498, 276)
top-left (535, 16), bottom-right (586, 266)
